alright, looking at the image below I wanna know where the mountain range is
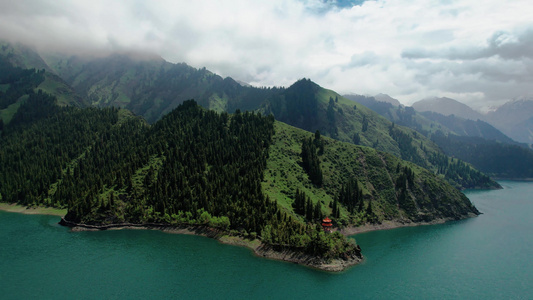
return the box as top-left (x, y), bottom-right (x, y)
top-left (0, 42), bottom-right (518, 186)
top-left (346, 94), bottom-right (533, 178)
top-left (410, 95), bottom-right (533, 145)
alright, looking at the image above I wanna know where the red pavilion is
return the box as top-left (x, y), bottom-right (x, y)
top-left (322, 216), bottom-right (333, 233)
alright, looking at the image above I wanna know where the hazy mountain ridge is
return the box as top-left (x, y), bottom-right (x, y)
top-left (485, 98), bottom-right (533, 144)
top-left (347, 95), bottom-right (533, 178)
top-left (411, 97), bottom-right (484, 121)
top-left (374, 93), bottom-right (401, 106)
top-left (409, 95), bottom-right (533, 145)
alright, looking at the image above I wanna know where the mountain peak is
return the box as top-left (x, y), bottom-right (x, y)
top-left (374, 93), bottom-right (401, 106)
top-left (411, 97), bottom-right (482, 120)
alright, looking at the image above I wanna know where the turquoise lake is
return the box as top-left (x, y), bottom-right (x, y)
top-left (1, 180), bottom-right (532, 299)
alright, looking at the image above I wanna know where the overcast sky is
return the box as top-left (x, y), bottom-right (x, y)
top-left (1, 0), bottom-right (532, 110)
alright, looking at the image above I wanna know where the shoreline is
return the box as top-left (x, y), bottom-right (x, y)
top-left (2, 204), bottom-right (475, 272)
top-left (59, 218), bottom-right (363, 272)
top-left (341, 213), bottom-right (479, 236)
top-left (0, 203), bottom-right (67, 216)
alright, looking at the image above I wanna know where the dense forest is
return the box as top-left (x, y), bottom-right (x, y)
top-left (431, 133), bottom-right (533, 178)
top-left (0, 55), bottom-right (45, 112)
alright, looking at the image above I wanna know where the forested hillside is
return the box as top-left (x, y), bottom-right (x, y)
top-left (263, 122), bottom-right (480, 227)
top-left (0, 93), bottom-right (483, 260)
top-left (0, 97), bottom-right (360, 259)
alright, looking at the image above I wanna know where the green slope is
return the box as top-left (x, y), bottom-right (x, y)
top-left (264, 121), bottom-right (479, 226)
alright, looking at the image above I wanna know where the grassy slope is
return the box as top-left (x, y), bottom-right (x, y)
top-left (0, 95), bottom-right (28, 124)
top-left (263, 121), bottom-right (478, 226)
top-left (36, 73), bottom-right (85, 107)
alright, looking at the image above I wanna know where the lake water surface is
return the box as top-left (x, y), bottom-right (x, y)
top-left (1, 181), bottom-right (532, 299)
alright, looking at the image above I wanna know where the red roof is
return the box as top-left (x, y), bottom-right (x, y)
top-left (322, 217), bottom-right (332, 223)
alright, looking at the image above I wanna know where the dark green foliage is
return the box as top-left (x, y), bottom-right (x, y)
top-left (331, 198), bottom-right (340, 218)
top-left (432, 132), bottom-right (533, 179)
top-left (395, 166), bottom-right (417, 216)
top-left (0, 93), bottom-right (120, 207)
top-left (306, 226), bottom-right (359, 259)
top-left (389, 126), bottom-right (427, 167)
top-left (0, 56), bottom-right (45, 110)
top-left (362, 115), bottom-right (369, 132)
top-left (352, 133), bottom-right (360, 145)
top-left (327, 97), bottom-right (336, 126)
top-left (427, 149), bottom-right (495, 189)
top-left (301, 136), bottom-right (323, 186)
top-left (337, 178), bottom-right (363, 214)
top-left (265, 78), bottom-right (320, 130)
top-left (61, 100), bottom-right (277, 233)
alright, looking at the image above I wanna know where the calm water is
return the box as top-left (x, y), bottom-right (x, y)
top-left (1, 181), bottom-right (532, 299)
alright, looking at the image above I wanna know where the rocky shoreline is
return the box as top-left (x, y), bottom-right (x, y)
top-left (341, 213), bottom-right (479, 236)
top-left (58, 218), bottom-right (363, 272)
top-left (60, 215), bottom-right (479, 271)
top-left (4, 209), bottom-right (477, 272)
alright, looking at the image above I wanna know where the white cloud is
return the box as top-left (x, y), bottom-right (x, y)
top-left (1, 0), bottom-right (533, 109)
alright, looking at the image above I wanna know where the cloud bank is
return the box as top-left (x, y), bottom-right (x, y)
top-left (1, 0), bottom-right (533, 109)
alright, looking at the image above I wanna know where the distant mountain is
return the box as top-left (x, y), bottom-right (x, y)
top-left (344, 95), bottom-right (533, 178)
top-left (412, 97), bottom-right (483, 121)
top-left (0, 53), bottom-right (84, 125)
top-left (40, 52), bottom-right (275, 123)
top-left (485, 99), bottom-right (533, 144)
top-left (0, 41), bottom-right (52, 72)
top-left (374, 93), bottom-right (401, 106)
top-left (419, 111), bottom-right (519, 145)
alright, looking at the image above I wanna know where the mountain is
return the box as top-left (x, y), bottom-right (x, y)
top-left (0, 55), bottom-right (84, 126)
top-left (374, 93), bottom-right (401, 106)
top-left (40, 52), bottom-right (275, 123)
top-left (418, 111), bottom-right (519, 145)
top-left (412, 97), bottom-right (483, 121)
top-left (485, 99), bottom-right (533, 144)
top-left (0, 45), bottom-right (499, 189)
top-left (345, 95), bottom-right (516, 143)
top-left (0, 41), bottom-right (52, 72)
